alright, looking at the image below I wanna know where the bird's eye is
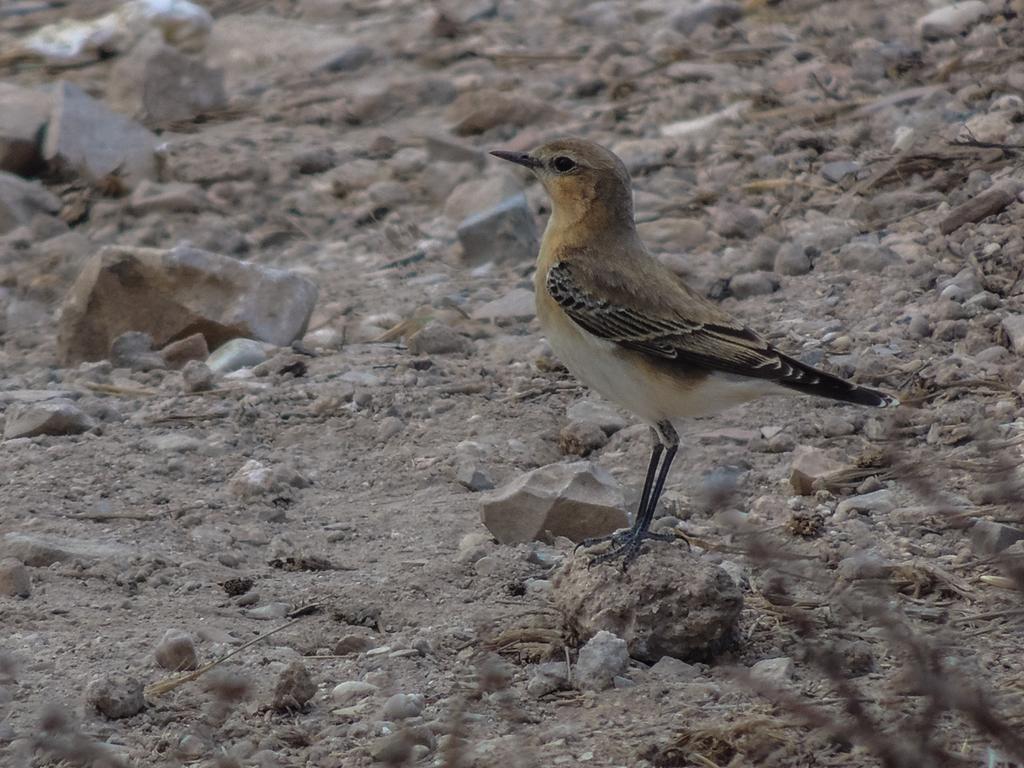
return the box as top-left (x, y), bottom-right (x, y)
top-left (551, 155), bottom-right (576, 173)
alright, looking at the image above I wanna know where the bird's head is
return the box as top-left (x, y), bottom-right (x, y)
top-left (490, 138), bottom-right (634, 230)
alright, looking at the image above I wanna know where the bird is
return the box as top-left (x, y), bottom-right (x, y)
top-left (490, 138), bottom-right (898, 565)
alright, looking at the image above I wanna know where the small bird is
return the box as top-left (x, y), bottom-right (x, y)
top-left (491, 138), bottom-right (898, 564)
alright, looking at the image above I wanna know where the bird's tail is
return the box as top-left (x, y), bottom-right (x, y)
top-left (776, 352), bottom-right (899, 407)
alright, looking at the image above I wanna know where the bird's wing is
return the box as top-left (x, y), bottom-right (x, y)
top-left (545, 259), bottom-right (817, 385)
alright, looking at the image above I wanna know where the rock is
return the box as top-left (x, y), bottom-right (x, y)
top-left (773, 243), bottom-right (812, 276)
top-left (57, 245), bottom-right (318, 365)
top-left (457, 194), bottom-right (538, 265)
top-left (108, 34), bottom-right (227, 123)
top-left (85, 675), bottom-right (145, 719)
top-left (638, 217), bottom-right (707, 249)
top-left (648, 656), bottom-right (699, 681)
top-left (0, 558), bottom-right (31, 598)
top-left (555, 545), bottom-right (742, 663)
top-left (574, 630), bottom-right (629, 691)
top-left (425, 134), bottom-right (486, 167)
top-left (407, 322), bottom-right (472, 355)
top-left (320, 43), bottom-right (375, 73)
top-left (729, 271), bottom-right (779, 299)
top-left (820, 161), bottom-right (860, 184)
top-left (456, 460), bottom-right (496, 492)
top-left (712, 204), bottom-right (762, 239)
top-left (129, 180), bottom-right (208, 215)
top-left (916, 1), bottom-right (989, 40)
top-left (0, 172), bottom-right (61, 234)
top-left (334, 634), bottom-right (377, 655)
top-left (271, 662), bottom-right (316, 711)
top-left (480, 461), bottom-right (628, 544)
top-left (110, 331), bottom-right (166, 371)
top-left (444, 174), bottom-right (522, 221)
top-left (558, 421), bottom-right (608, 457)
top-left (181, 360), bottom-right (215, 392)
top-left (837, 241), bottom-right (896, 271)
top-left (472, 288), bottom-right (535, 322)
top-left (207, 338), bottom-right (268, 374)
top-left (837, 552), bottom-right (894, 581)
top-left (160, 333), bottom-right (209, 369)
top-left (0, 83), bottom-right (49, 176)
top-left (1, 532), bottom-right (134, 567)
top-left (612, 138), bottom-right (679, 174)
top-left (526, 661), bottom-right (570, 698)
top-left (1001, 315), bottom-right (1024, 355)
top-left (448, 89), bottom-right (554, 135)
top-left (750, 656), bottom-right (794, 685)
top-left (43, 81), bottom-right (159, 188)
top-left (332, 680), bottom-right (379, 706)
top-left (971, 519), bottom-right (1024, 555)
top-left (154, 629), bottom-right (198, 671)
top-left (789, 445), bottom-right (843, 495)
top-left (671, 1), bottom-right (742, 31)
top-left (228, 460), bottom-right (307, 498)
top-left (3, 400), bottom-right (96, 439)
top-left (566, 399), bottom-right (628, 435)
top-left (834, 490), bottom-right (895, 517)
top-left (381, 692), bottom-right (424, 720)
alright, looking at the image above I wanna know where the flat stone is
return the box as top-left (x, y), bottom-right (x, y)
top-left (480, 461), bottom-right (627, 544)
top-left (0, 390), bottom-right (79, 406)
top-left (457, 194), bottom-right (538, 265)
top-left (471, 288), bottom-right (535, 322)
top-left (555, 545), bottom-right (742, 663)
top-left (2, 532), bottom-right (135, 567)
top-left (108, 33), bottom-right (227, 123)
top-left (57, 244), bottom-right (318, 365)
top-left (0, 83), bottom-right (49, 176)
top-left (750, 656), bottom-right (794, 685)
top-left (3, 400), bottom-right (95, 439)
top-left (0, 171), bottom-right (61, 234)
top-left (43, 81), bottom-right (159, 188)
top-left (916, 1), bottom-right (989, 39)
top-left (647, 656), bottom-right (699, 681)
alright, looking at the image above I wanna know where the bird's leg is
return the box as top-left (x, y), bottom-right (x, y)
top-left (576, 435), bottom-right (663, 552)
top-left (588, 422), bottom-right (682, 566)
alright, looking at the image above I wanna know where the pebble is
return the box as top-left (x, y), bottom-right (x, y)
top-left (647, 655), bottom-right (699, 680)
top-left (85, 674), bottom-right (146, 719)
top-left (457, 193), bottom-right (538, 265)
top-left (471, 288), bottom-right (535, 322)
top-left (838, 241), bottom-right (896, 272)
top-left (565, 399), bottom-right (628, 435)
top-left (970, 519), bottom-right (1024, 555)
top-left (713, 204), bottom-right (762, 239)
top-left (1000, 315), bottom-right (1024, 354)
top-left (3, 400), bottom-right (96, 439)
top-left (271, 662), bottom-right (316, 711)
top-left (110, 331), bottom-right (166, 371)
top-left (834, 489), bottom-right (896, 517)
top-left (558, 421), bottom-right (608, 457)
top-left (154, 629), bottom-right (198, 671)
top-left (456, 460), bottom-right (496, 492)
top-left (750, 656), bottom-right (795, 685)
top-left (381, 692), bottom-right (424, 720)
top-left (0, 557), bottom-right (31, 598)
top-left (574, 630), bottom-right (629, 692)
top-left (160, 333), bottom-right (209, 369)
top-left (527, 661), bottom-right (570, 698)
top-left (332, 680), bottom-right (379, 706)
top-left (729, 271), bottom-right (779, 299)
top-left (407, 322), bottom-right (472, 355)
top-left (456, 531), bottom-right (495, 564)
top-left (207, 338), bottom-right (268, 374)
top-left (773, 242), bottom-right (812, 276)
top-left (916, 1), bottom-right (989, 40)
top-left (181, 360), bottom-right (215, 392)
top-left (246, 602), bottom-right (291, 620)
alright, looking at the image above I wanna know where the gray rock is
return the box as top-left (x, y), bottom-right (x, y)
top-left (85, 675), bottom-right (145, 719)
top-left (271, 662), bottom-right (316, 711)
top-left (407, 322), bottom-right (472, 355)
top-left (648, 656), bottom-right (699, 680)
top-left (110, 331), bottom-right (166, 371)
top-left (971, 519), bottom-right (1024, 555)
top-left (916, 1), bottom-right (989, 39)
top-left (0, 557), bottom-right (31, 598)
top-left (182, 360), bottom-right (215, 392)
top-left (129, 180), bottom-right (207, 215)
top-left (3, 400), bottom-right (96, 439)
top-left (566, 399), bottom-right (628, 435)
top-left (730, 271), bottom-right (779, 299)
top-left (207, 338), bottom-right (268, 374)
top-left (671, 1), bottom-right (742, 32)
top-left (154, 629), bottom-right (198, 671)
top-left (480, 461), bottom-right (628, 544)
top-left (332, 680), bottom-right (379, 705)
top-left (773, 242), bottom-right (812, 276)
top-left (381, 692), bottom-right (424, 720)
top-left (713, 204), bottom-right (762, 239)
top-left (43, 81), bottom-right (159, 188)
top-left (320, 44), bottom-right (375, 73)
top-left (526, 661), bottom-right (570, 698)
top-left (424, 134), bottom-right (486, 168)
top-left (2, 532), bottom-right (134, 567)
top-left (555, 545), bottom-right (742, 663)
top-left (445, 174), bottom-right (522, 221)
top-left (457, 194), bottom-right (538, 265)
top-left (837, 552), bottom-right (895, 581)
top-left (1001, 315), bottom-right (1024, 354)
top-left (834, 489), bottom-right (896, 517)
top-left (0, 172), bottom-right (61, 234)
top-left (821, 161), bottom-right (860, 184)
top-left (0, 83), bottom-right (49, 176)
top-left (558, 421), bottom-right (608, 457)
top-left (471, 288), bottom-right (535, 322)
top-left (750, 656), bottom-right (794, 685)
top-left (837, 241), bottom-right (897, 271)
top-left (161, 333), bottom-right (209, 369)
top-left (574, 630), bottom-right (629, 691)
top-left (456, 460), bottom-right (496, 492)
top-left (57, 244), bottom-right (318, 365)
top-left (108, 35), bottom-right (227, 123)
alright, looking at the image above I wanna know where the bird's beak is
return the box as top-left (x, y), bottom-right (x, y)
top-left (489, 150), bottom-right (541, 169)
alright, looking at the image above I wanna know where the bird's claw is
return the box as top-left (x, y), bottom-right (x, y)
top-left (577, 529), bottom-right (679, 570)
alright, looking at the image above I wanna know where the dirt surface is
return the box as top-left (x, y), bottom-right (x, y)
top-left (2, 1), bottom-right (1024, 766)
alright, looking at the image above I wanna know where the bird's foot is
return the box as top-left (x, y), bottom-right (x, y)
top-left (580, 529), bottom-right (678, 569)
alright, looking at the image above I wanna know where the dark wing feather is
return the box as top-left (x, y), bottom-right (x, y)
top-left (546, 260), bottom-right (896, 407)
